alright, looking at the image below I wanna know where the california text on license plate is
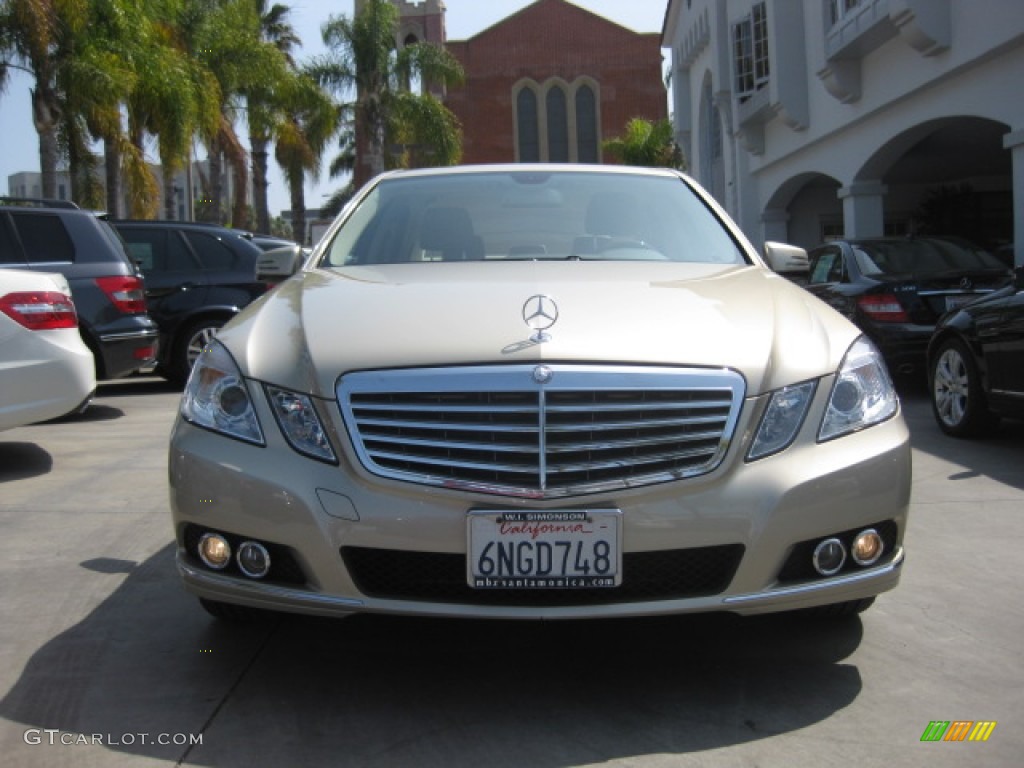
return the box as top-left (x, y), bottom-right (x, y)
top-left (467, 509), bottom-right (622, 589)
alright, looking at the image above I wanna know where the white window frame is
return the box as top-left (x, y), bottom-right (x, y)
top-left (733, 2), bottom-right (770, 102)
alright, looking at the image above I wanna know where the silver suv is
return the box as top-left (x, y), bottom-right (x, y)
top-left (0, 198), bottom-right (159, 378)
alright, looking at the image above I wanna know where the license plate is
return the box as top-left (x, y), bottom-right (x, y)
top-left (946, 294), bottom-right (977, 311)
top-left (467, 509), bottom-right (622, 589)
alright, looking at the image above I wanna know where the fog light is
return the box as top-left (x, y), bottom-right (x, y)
top-left (852, 529), bottom-right (884, 566)
top-left (812, 538), bottom-right (846, 576)
top-left (198, 533), bottom-right (231, 570)
top-left (236, 541), bottom-right (271, 579)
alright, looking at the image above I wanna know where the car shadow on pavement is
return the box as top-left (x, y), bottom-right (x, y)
top-left (901, 390), bottom-right (1024, 492)
top-left (46, 404), bottom-right (125, 424)
top-left (1, 541), bottom-right (867, 767)
top-left (0, 442), bottom-right (53, 483)
top-left (97, 376), bottom-right (182, 398)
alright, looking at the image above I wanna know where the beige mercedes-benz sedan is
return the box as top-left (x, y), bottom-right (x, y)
top-left (169, 165), bottom-right (911, 623)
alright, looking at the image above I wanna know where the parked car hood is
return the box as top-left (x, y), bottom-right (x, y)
top-left (218, 261), bottom-right (858, 398)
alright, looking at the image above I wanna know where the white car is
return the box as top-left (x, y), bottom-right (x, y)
top-left (170, 165), bottom-right (910, 624)
top-left (1, 269), bottom-right (96, 430)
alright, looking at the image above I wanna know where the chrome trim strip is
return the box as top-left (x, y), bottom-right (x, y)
top-left (538, 386), bottom-right (548, 492)
top-left (356, 417), bottom-right (537, 433)
top-left (722, 547), bottom-right (905, 605)
top-left (98, 329), bottom-right (160, 342)
top-left (990, 388), bottom-right (1024, 400)
top-left (179, 559), bottom-right (366, 608)
top-left (917, 289), bottom-right (995, 296)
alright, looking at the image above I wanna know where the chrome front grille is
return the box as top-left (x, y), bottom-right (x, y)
top-left (338, 365), bottom-right (744, 498)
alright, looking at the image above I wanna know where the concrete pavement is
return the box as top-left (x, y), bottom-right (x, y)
top-left (1, 377), bottom-right (1021, 767)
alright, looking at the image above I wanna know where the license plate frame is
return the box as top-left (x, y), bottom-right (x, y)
top-left (467, 509), bottom-right (622, 589)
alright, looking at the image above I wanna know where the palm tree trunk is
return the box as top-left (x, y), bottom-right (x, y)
top-left (207, 138), bottom-right (224, 224)
top-left (31, 85), bottom-right (61, 199)
top-left (251, 134), bottom-right (271, 233)
top-left (230, 155), bottom-right (249, 230)
top-left (288, 171), bottom-right (306, 246)
top-left (104, 136), bottom-right (123, 217)
top-left (162, 170), bottom-right (178, 220)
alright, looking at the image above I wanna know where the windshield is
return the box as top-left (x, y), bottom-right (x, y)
top-left (319, 171), bottom-right (747, 267)
top-left (852, 238), bottom-right (1007, 276)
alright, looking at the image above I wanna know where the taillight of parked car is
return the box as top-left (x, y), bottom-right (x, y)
top-left (857, 294), bottom-right (909, 322)
top-left (95, 276), bottom-right (147, 314)
top-left (0, 291), bottom-right (79, 330)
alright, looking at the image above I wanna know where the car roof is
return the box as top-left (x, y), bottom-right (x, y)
top-left (0, 196), bottom-right (80, 210)
top-left (372, 163), bottom-right (685, 182)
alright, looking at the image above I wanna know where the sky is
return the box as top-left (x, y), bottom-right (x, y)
top-left (0, 0), bottom-right (670, 219)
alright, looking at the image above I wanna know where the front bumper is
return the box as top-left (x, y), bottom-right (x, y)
top-left (169, 376), bottom-right (912, 620)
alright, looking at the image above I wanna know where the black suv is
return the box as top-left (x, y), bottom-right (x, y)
top-left (0, 198), bottom-right (159, 378)
top-left (112, 221), bottom-right (272, 383)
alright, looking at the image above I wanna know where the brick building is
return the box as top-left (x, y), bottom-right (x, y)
top-left (428, 0), bottom-right (668, 165)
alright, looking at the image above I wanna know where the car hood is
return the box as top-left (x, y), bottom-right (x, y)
top-left (218, 261), bottom-right (859, 398)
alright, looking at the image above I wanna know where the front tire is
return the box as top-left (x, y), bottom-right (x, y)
top-left (930, 337), bottom-right (997, 437)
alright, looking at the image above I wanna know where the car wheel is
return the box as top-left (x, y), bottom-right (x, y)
top-left (930, 337), bottom-right (997, 437)
top-left (801, 597), bottom-right (875, 618)
top-left (198, 598), bottom-right (272, 623)
top-left (169, 318), bottom-right (225, 384)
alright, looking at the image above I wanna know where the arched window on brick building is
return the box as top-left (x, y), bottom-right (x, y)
top-left (516, 87), bottom-right (541, 162)
top-left (546, 87), bottom-right (569, 162)
top-left (513, 78), bottom-right (602, 163)
top-left (575, 84), bottom-right (598, 163)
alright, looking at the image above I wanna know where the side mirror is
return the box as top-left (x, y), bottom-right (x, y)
top-left (763, 241), bottom-right (810, 276)
top-left (257, 245), bottom-right (302, 283)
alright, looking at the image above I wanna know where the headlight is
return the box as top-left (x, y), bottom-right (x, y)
top-left (181, 341), bottom-right (264, 445)
top-left (748, 380), bottom-right (816, 460)
top-left (819, 336), bottom-right (898, 441)
top-left (266, 386), bottom-right (337, 463)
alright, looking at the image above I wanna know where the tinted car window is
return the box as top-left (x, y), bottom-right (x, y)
top-left (185, 231), bottom-right (238, 271)
top-left (11, 212), bottom-right (76, 263)
top-left (0, 217), bottom-right (23, 264)
top-left (854, 239), bottom-right (1006, 275)
top-left (809, 250), bottom-right (844, 284)
top-left (122, 229), bottom-right (199, 273)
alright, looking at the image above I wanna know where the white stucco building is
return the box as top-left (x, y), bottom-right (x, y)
top-left (663, 0), bottom-right (1023, 264)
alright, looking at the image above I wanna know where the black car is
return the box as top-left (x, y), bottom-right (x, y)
top-left (112, 220), bottom-right (272, 383)
top-left (805, 237), bottom-right (1010, 379)
top-left (928, 266), bottom-right (1024, 436)
top-left (0, 198), bottom-right (159, 378)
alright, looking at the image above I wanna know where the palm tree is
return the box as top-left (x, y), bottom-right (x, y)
top-left (603, 118), bottom-right (687, 170)
top-left (0, 0), bottom-right (66, 198)
top-left (249, 0), bottom-right (301, 234)
top-left (309, 0), bottom-right (464, 188)
top-left (274, 71), bottom-right (340, 244)
top-left (63, 0), bottom-right (146, 212)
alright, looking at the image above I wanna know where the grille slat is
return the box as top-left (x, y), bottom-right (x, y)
top-left (545, 429), bottom-right (724, 454)
top-left (545, 414), bottom-right (728, 432)
top-left (364, 450), bottom-right (541, 475)
top-left (339, 365), bottom-right (744, 498)
top-left (363, 434), bottom-right (542, 454)
top-left (544, 445), bottom-right (724, 475)
top-left (544, 399), bottom-right (732, 413)
top-left (355, 417), bottom-right (539, 434)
